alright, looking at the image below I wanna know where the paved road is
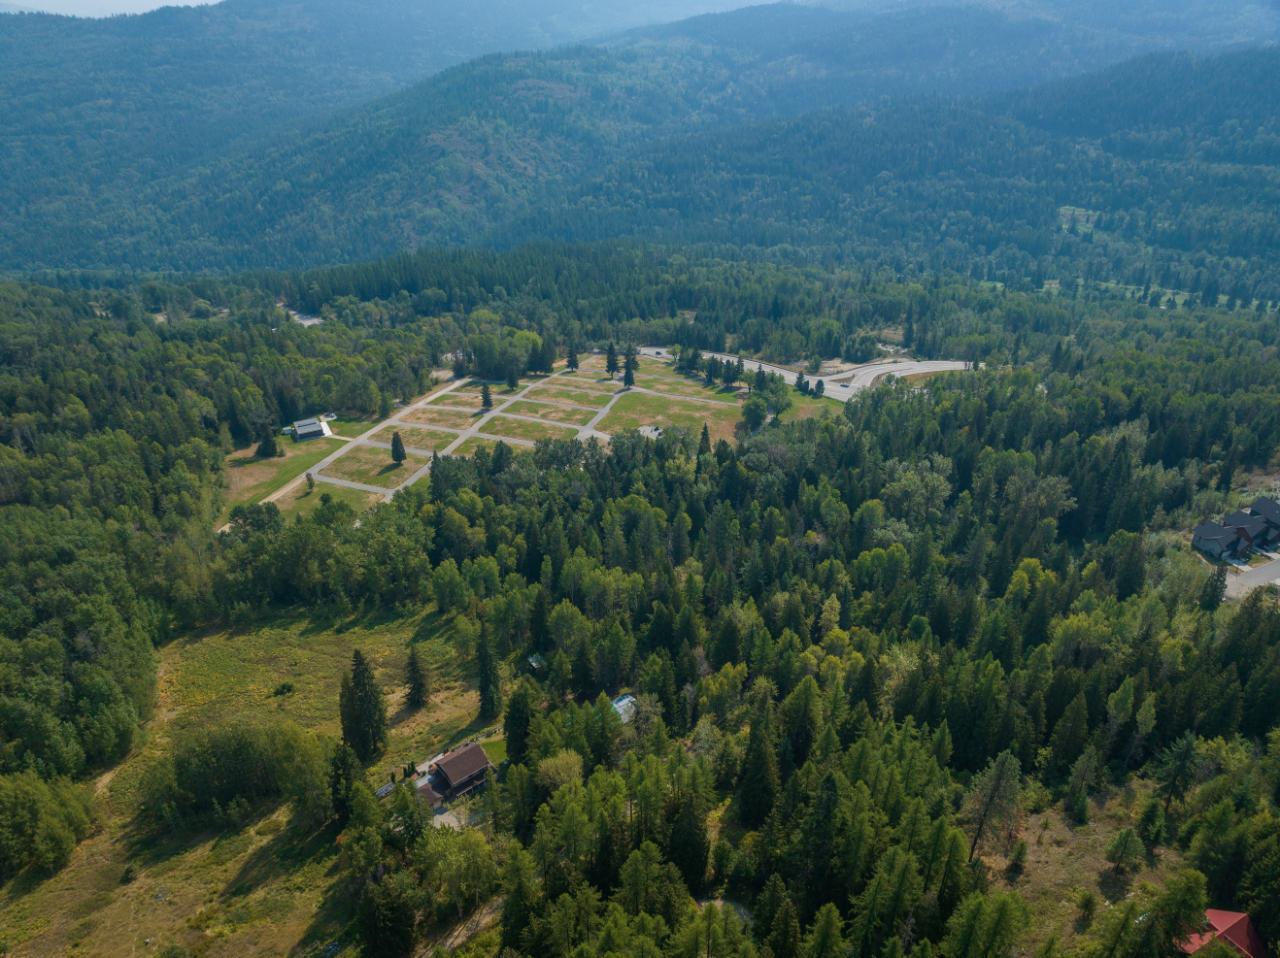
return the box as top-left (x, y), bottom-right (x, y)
top-left (640, 348), bottom-right (970, 402)
top-left (1226, 557), bottom-right (1280, 599)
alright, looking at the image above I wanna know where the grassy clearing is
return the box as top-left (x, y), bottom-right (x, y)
top-left (402, 405), bottom-right (481, 429)
top-left (220, 437), bottom-right (344, 520)
top-left (777, 393), bottom-right (842, 423)
top-left (503, 399), bottom-right (597, 426)
top-left (326, 417), bottom-right (379, 438)
top-left (524, 383), bottom-right (616, 407)
top-left (599, 391), bottom-right (740, 444)
top-left (320, 445), bottom-right (425, 489)
top-left (479, 414), bottom-right (579, 443)
top-left (372, 424), bottom-right (461, 453)
top-left (999, 784), bottom-right (1185, 956)
top-left (0, 611), bottom-right (481, 958)
top-left (275, 481), bottom-right (382, 519)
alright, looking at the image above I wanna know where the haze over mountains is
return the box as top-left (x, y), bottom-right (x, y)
top-left (2, 0), bottom-right (1279, 281)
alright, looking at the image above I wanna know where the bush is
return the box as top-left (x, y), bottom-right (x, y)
top-left (140, 720), bottom-right (331, 830)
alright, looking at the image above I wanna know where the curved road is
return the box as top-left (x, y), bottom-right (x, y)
top-left (639, 348), bottom-right (970, 402)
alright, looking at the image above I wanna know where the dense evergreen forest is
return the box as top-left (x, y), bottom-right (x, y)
top-left (2, 244), bottom-right (1280, 956)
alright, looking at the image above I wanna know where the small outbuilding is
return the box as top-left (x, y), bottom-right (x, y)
top-left (611, 693), bottom-right (638, 724)
top-left (1181, 910), bottom-right (1269, 958)
top-left (293, 417), bottom-right (332, 440)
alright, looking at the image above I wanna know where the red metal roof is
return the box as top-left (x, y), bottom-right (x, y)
top-left (1182, 911), bottom-right (1269, 958)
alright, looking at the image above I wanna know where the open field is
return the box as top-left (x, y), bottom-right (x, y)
top-left (325, 416), bottom-right (379, 438)
top-left (452, 436), bottom-right (502, 457)
top-left (503, 399), bottom-right (597, 425)
top-left (0, 611), bottom-right (484, 958)
top-left (778, 392), bottom-right (842, 423)
top-left (523, 383), bottom-right (616, 407)
top-left (401, 405), bottom-right (481, 429)
top-left (1001, 784), bottom-right (1186, 955)
top-left (478, 414), bottom-right (579, 443)
top-left (220, 437), bottom-right (344, 520)
top-left (371, 424), bottom-right (461, 453)
top-left (319, 445), bottom-right (426, 488)
top-left (275, 480), bottom-right (382, 519)
top-left (599, 390), bottom-right (742, 444)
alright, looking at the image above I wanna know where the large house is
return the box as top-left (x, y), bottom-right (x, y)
top-left (1182, 910), bottom-right (1269, 958)
top-left (414, 741), bottom-right (493, 809)
top-left (1194, 497), bottom-right (1280, 559)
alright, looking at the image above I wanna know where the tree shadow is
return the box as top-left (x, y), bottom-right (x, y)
top-left (222, 819), bottom-right (340, 901)
top-left (1097, 866), bottom-right (1134, 902)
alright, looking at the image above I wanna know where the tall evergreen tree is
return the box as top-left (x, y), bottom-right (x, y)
top-left (504, 680), bottom-right (534, 765)
top-left (477, 624), bottom-right (502, 721)
top-left (481, 382), bottom-right (493, 409)
top-left (737, 701), bottom-right (780, 828)
top-left (566, 343), bottom-right (579, 371)
top-left (391, 430), bottom-right (407, 465)
top-left (340, 650), bottom-right (387, 763)
top-left (329, 742), bottom-right (364, 825)
top-left (606, 342), bottom-right (619, 379)
top-left (257, 426), bottom-right (279, 458)
top-left (405, 646), bottom-right (428, 710)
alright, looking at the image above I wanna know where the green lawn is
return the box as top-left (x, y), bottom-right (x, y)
top-left (403, 405), bottom-right (481, 429)
top-left (220, 437), bottom-right (344, 520)
top-left (319, 444), bottom-right (425, 489)
top-left (479, 414), bottom-right (579, 443)
top-left (326, 417), bottom-right (379, 438)
top-left (503, 399), bottom-right (597, 426)
top-left (372, 424), bottom-right (461, 454)
top-left (275, 481), bottom-right (382, 519)
top-left (598, 390), bottom-right (741, 444)
top-left (523, 383), bottom-right (616, 407)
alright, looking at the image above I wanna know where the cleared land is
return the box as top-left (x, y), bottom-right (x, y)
top-left (503, 399), bottom-right (597, 425)
top-left (220, 437), bottom-right (344, 520)
top-left (401, 405), bottom-right (481, 429)
top-left (523, 383), bottom-right (616, 407)
top-left (599, 390), bottom-right (741, 444)
top-left (477, 414), bottom-right (579, 443)
top-left (0, 611), bottom-right (485, 958)
top-left (319, 445), bottom-right (426, 489)
top-left (371, 424), bottom-right (461, 453)
top-left (275, 481), bottom-right (382, 519)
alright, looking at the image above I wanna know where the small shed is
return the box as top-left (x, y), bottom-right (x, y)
top-left (611, 693), bottom-right (638, 724)
top-left (293, 417), bottom-right (332, 440)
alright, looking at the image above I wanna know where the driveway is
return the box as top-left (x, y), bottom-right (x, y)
top-left (1226, 557), bottom-right (1280, 599)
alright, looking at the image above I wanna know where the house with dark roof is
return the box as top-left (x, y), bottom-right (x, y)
top-left (1193, 522), bottom-right (1247, 561)
top-left (1224, 510), bottom-right (1273, 549)
top-left (413, 741), bottom-right (493, 809)
top-left (292, 417), bottom-right (332, 440)
top-left (1251, 497), bottom-right (1280, 532)
top-left (1182, 910), bottom-right (1269, 958)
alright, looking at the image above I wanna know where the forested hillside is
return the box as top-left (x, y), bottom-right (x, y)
top-left (6, 3), bottom-right (1280, 278)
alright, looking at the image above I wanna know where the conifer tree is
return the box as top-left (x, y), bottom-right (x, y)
top-left (699, 422), bottom-right (712, 456)
top-left (329, 742), bottom-right (363, 825)
top-left (504, 681), bottom-right (534, 765)
top-left (340, 650), bottom-right (387, 763)
top-left (405, 646), bottom-right (428, 710)
top-left (390, 430), bottom-right (407, 465)
top-left (606, 342), bottom-right (619, 378)
top-left (963, 751), bottom-right (1021, 861)
top-left (477, 624), bottom-right (501, 721)
top-left (737, 701), bottom-right (780, 828)
top-left (481, 382), bottom-right (493, 409)
top-left (257, 426), bottom-right (279, 458)
top-left (566, 343), bottom-right (579, 371)
top-left (1106, 827), bottom-right (1145, 874)
top-left (803, 903), bottom-right (847, 958)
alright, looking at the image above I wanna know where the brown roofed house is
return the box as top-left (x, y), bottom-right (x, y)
top-left (414, 741), bottom-right (493, 809)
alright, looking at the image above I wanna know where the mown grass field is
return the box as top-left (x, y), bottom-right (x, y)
top-left (219, 437), bottom-right (344, 521)
top-left (275, 480), bottom-right (383, 519)
top-left (403, 404), bottom-right (481, 429)
top-left (599, 390), bottom-right (741, 444)
top-left (523, 382), bottom-right (616, 407)
top-left (319, 444), bottom-right (424, 488)
top-left (503, 399), bottom-right (597, 425)
top-left (479, 413), bottom-right (579, 443)
top-left (0, 611), bottom-right (483, 958)
top-left (371, 424), bottom-right (461, 453)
